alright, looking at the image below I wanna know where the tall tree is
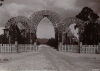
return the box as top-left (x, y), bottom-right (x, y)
top-left (76, 7), bottom-right (93, 21)
top-left (76, 7), bottom-right (99, 45)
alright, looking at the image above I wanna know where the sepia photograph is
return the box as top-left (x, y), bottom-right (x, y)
top-left (0, 0), bottom-right (100, 71)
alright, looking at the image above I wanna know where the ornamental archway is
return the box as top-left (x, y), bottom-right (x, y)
top-left (30, 10), bottom-right (61, 48)
top-left (5, 16), bottom-right (31, 44)
top-left (5, 16), bottom-right (30, 29)
top-left (59, 17), bottom-right (84, 45)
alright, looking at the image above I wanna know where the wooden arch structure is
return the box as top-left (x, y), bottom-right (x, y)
top-left (5, 16), bottom-right (31, 44)
top-left (5, 10), bottom-right (62, 48)
top-left (29, 10), bottom-right (61, 46)
top-left (59, 17), bottom-right (84, 44)
top-left (30, 10), bottom-right (61, 31)
top-left (5, 10), bottom-right (85, 48)
top-left (5, 16), bottom-right (30, 29)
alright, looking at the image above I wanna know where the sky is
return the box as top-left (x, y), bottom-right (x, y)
top-left (0, 0), bottom-right (100, 38)
top-left (36, 17), bottom-right (55, 38)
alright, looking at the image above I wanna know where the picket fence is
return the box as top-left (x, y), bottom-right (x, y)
top-left (61, 45), bottom-right (79, 53)
top-left (0, 44), bottom-right (35, 53)
top-left (61, 45), bottom-right (100, 54)
top-left (80, 45), bottom-right (99, 54)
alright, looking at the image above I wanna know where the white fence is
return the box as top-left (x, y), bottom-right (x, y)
top-left (0, 44), bottom-right (35, 53)
top-left (18, 44), bottom-right (35, 52)
top-left (0, 44), bottom-right (16, 53)
top-left (80, 45), bottom-right (99, 54)
top-left (60, 44), bottom-right (100, 54)
top-left (61, 45), bottom-right (79, 53)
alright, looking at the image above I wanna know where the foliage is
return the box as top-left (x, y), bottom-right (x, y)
top-left (82, 22), bottom-right (99, 45)
top-left (76, 7), bottom-right (100, 45)
top-left (76, 7), bottom-right (93, 21)
top-left (0, 34), bottom-right (9, 44)
top-left (9, 24), bottom-right (21, 43)
top-left (47, 38), bottom-right (58, 49)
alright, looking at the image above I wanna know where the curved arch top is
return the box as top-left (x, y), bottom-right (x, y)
top-left (5, 16), bottom-right (30, 29)
top-left (59, 17), bottom-right (84, 33)
top-left (29, 10), bottom-right (61, 32)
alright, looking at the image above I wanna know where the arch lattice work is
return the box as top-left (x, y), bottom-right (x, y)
top-left (5, 10), bottom-right (64, 47)
top-left (5, 16), bottom-right (30, 30)
top-left (59, 17), bottom-right (84, 33)
top-left (58, 17), bottom-right (85, 43)
top-left (29, 10), bottom-right (61, 33)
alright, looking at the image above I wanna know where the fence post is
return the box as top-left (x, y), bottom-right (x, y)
top-left (79, 42), bottom-right (82, 53)
top-left (15, 41), bottom-right (19, 53)
top-left (34, 42), bottom-right (38, 51)
top-left (58, 42), bottom-right (62, 51)
top-left (98, 43), bottom-right (100, 54)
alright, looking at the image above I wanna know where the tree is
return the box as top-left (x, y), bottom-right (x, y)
top-left (76, 7), bottom-right (93, 21)
top-left (47, 38), bottom-right (58, 49)
top-left (82, 22), bottom-right (99, 45)
top-left (76, 7), bottom-right (99, 45)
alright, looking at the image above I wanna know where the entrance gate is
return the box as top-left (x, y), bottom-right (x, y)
top-left (29, 10), bottom-right (61, 48)
top-left (5, 10), bottom-right (62, 49)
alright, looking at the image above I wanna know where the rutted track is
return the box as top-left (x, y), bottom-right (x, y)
top-left (39, 45), bottom-right (93, 71)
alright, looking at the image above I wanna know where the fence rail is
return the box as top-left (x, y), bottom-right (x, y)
top-left (61, 45), bottom-right (79, 53)
top-left (60, 44), bottom-right (100, 54)
top-left (80, 45), bottom-right (99, 54)
top-left (0, 44), bottom-right (35, 53)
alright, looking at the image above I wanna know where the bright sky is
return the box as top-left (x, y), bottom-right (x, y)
top-left (0, 27), bottom-right (4, 35)
top-left (36, 18), bottom-right (55, 39)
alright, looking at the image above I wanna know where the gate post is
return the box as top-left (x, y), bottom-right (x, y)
top-left (61, 32), bottom-right (66, 51)
top-left (98, 43), bottom-right (100, 54)
top-left (15, 41), bottom-right (19, 53)
top-left (62, 32), bottom-right (66, 45)
top-left (58, 32), bottom-right (62, 51)
top-left (34, 40), bottom-right (38, 51)
top-left (79, 42), bottom-right (82, 53)
top-left (58, 42), bottom-right (62, 51)
top-left (55, 28), bottom-right (59, 49)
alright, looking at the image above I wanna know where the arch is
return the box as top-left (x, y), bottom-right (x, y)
top-left (4, 10), bottom-right (62, 48)
top-left (29, 10), bottom-right (61, 48)
top-left (58, 17), bottom-right (84, 44)
top-left (5, 16), bottom-right (30, 29)
top-left (5, 16), bottom-right (32, 44)
top-left (60, 17), bottom-right (84, 33)
top-left (30, 10), bottom-right (61, 33)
